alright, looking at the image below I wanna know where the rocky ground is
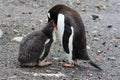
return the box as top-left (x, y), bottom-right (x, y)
top-left (0, 0), bottom-right (120, 80)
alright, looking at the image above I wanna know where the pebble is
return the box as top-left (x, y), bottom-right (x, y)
top-left (12, 36), bottom-right (24, 42)
top-left (114, 45), bottom-right (118, 47)
top-left (87, 45), bottom-right (90, 50)
top-left (107, 25), bottom-right (112, 28)
top-left (108, 56), bottom-right (116, 61)
top-left (33, 73), bottom-right (38, 77)
top-left (53, 57), bottom-right (59, 60)
top-left (98, 50), bottom-right (103, 54)
top-left (0, 45), bottom-right (2, 53)
top-left (76, 0), bottom-right (80, 5)
top-left (40, 20), bottom-right (43, 23)
top-left (86, 73), bottom-right (93, 77)
top-left (32, 28), bottom-right (35, 30)
top-left (92, 15), bottom-right (99, 20)
top-left (93, 37), bottom-right (99, 41)
top-left (96, 4), bottom-right (107, 10)
top-left (102, 42), bottom-right (106, 46)
top-left (13, 29), bottom-right (19, 33)
top-left (7, 14), bottom-right (11, 17)
top-left (28, 12), bottom-right (32, 14)
top-left (0, 29), bottom-right (3, 38)
top-left (22, 12), bottom-right (25, 14)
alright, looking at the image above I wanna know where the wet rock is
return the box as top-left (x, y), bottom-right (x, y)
top-left (108, 56), bottom-right (116, 61)
top-left (0, 29), bottom-right (3, 38)
top-left (92, 15), bottom-right (99, 20)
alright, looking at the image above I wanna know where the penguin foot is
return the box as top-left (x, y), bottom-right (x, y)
top-left (38, 61), bottom-right (52, 66)
top-left (63, 63), bottom-right (74, 67)
top-left (63, 60), bottom-right (78, 67)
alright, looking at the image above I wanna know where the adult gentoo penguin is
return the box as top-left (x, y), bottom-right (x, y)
top-left (47, 4), bottom-right (102, 70)
top-left (18, 21), bottom-right (54, 67)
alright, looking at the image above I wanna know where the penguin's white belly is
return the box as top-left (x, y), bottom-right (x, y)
top-left (57, 13), bottom-right (65, 45)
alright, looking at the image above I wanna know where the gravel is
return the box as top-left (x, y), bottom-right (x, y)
top-left (0, 0), bottom-right (120, 80)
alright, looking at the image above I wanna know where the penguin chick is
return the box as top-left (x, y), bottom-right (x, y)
top-left (47, 4), bottom-right (102, 70)
top-left (18, 21), bottom-right (54, 67)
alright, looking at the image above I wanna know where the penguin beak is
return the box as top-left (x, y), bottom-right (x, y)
top-left (49, 20), bottom-right (58, 30)
top-left (53, 22), bottom-right (58, 30)
top-left (50, 20), bottom-right (58, 30)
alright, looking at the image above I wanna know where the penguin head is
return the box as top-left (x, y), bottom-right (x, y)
top-left (42, 21), bottom-right (54, 38)
top-left (47, 12), bottom-right (58, 30)
top-left (47, 4), bottom-right (68, 30)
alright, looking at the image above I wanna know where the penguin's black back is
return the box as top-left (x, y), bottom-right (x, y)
top-left (49, 4), bottom-right (87, 60)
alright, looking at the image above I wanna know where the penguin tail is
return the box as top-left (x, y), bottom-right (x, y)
top-left (88, 60), bottom-right (102, 70)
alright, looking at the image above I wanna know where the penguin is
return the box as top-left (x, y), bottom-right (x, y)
top-left (18, 21), bottom-right (54, 67)
top-left (47, 4), bottom-right (102, 70)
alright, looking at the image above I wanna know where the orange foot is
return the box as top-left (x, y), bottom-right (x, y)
top-left (63, 63), bottom-right (74, 67)
top-left (38, 61), bottom-right (52, 66)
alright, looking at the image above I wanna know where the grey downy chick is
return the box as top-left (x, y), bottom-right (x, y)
top-left (18, 21), bottom-right (54, 67)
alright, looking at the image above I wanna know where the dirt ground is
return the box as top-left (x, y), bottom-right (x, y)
top-left (0, 0), bottom-right (120, 80)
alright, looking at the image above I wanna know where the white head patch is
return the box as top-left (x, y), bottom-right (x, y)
top-left (47, 13), bottom-right (50, 18)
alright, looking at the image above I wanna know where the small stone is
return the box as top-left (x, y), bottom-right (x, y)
top-left (0, 29), bottom-right (3, 38)
top-left (29, 12), bottom-right (32, 14)
top-left (32, 28), bottom-right (35, 30)
top-left (107, 25), bottom-right (112, 28)
top-left (91, 30), bottom-right (98, 34)
top-left (87, 45), bottom-right (90, 49)
top-left (114, 45), bottom-right (118, 47)
top-left (108, 56), bottom-right (116, 61)
top-left (22, 12), bottom-right (25, 14)
top-left (98, 76), bottom-right (102, 79)
top-left (53, 57), bottom-right (59, 60)
top-left (76, 0), bottom-right (80, 5)
top-left (12, 36), bottom-right (24, 42)
top-left (7, 14), bottom-right (11, 17)
top-left (33, 73), bottom-right (38, 77)
top-left (92, 15), bottom-right (99, 20)
top-left (93, 37), bottom-right (99, 41)
top-left (98, 50), bottom-right (102, 53)
top-left (102, 42), bottom-right (106, 46)
top-left (96, 4), bottom-right (107, 10)
top-left (40, 20), bottom-right (43, 23)
top-left (86, 73), bottom-right (93, 77)
top-left (46, 70), bottom-right (52, 73)
top-left (13, 29), bottom-right (19, 33)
